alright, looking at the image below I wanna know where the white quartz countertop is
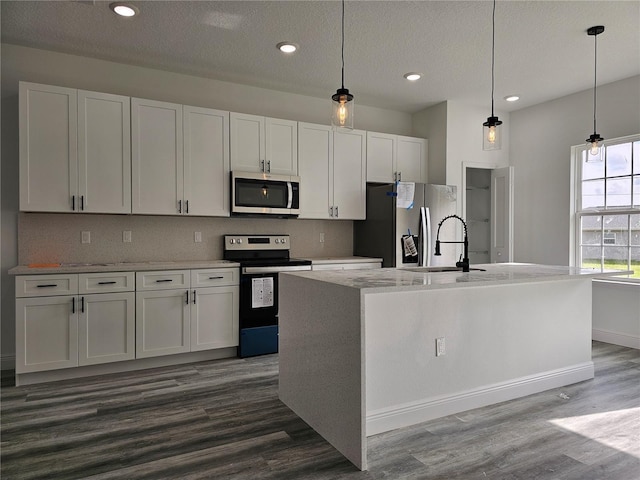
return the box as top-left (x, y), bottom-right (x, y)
top-left (9, 260), bottom-right (239, 275)
top-left (301, 256), bottom-right (383, 264)
top-left (283, 263), bottom-right (628, 293)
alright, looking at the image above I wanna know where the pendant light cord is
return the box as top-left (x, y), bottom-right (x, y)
top-left (341, 0), bottom-right (345, 89)
top-left (593, 32), bottom-right (598, 134)
top-left (490, 0), bottom-right (496, 117)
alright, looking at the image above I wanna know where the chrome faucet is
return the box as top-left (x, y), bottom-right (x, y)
top-left (434, 215), bottom-right (470, 272)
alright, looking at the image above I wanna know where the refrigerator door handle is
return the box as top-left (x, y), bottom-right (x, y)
top-left (420, 207), bottom-right (431, 267)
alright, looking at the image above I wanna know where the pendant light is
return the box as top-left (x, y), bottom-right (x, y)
top-left (482, 0), bottom-right (502, 151)
top-left (586, 25), bottom-right (605, 162)
top-left (331, 0), bottom-right (354, 129)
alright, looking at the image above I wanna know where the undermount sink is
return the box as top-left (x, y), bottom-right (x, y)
top-left (401, 266), bottom-right (486, 273)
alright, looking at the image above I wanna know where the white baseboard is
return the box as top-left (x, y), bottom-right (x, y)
top-left (593, 328), bottom-right (640, 349)
top-left (1, 354), bottom-right (16, 371)
top-left (366, 362), bottom-right (595, 436)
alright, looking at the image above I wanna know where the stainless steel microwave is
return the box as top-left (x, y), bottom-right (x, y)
top-left (231, 171), bottom-right (300, 217)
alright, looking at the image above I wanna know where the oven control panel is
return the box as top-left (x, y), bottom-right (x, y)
top-left (224, 235), bottom-right (290, 251)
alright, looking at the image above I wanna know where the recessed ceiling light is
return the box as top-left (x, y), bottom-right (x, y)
top-left (109, 3), bottom-right (139, 17)
top-left (277, 42), bottom-right (298, 54)
top-left (504, 95), bottom-right (520, 102)
top-left (403, 72), bottom-right (422, 81)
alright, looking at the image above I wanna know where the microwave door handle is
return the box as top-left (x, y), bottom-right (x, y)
top-left (286, 182), bottom-right (293, 209)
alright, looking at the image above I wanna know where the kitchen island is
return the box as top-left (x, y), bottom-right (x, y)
top-left (278, 263), bottom-right (624, 470)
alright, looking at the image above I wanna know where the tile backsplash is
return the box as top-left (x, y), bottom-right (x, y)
top-left (18, 213), bottom-right (353, 265)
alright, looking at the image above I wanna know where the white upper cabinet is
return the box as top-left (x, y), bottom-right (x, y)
top-left (298, 123), bottom-right (365, 220)
top-left (230, 112), bottom-right (298, 175)
top-left (366, 131), bottom-right (428, 183)
top-left (132, 98), bottom-right (184, 215)
top-left (132, 100), bottom-right (230, 216)
top-left (397, 135), bottom-right (428, 183)
top-left (183, 106), bottom-right (230, 217)
top-left (19, 82), bottom-right (130, 213)
top-left (333, 128), bottom-right (367, 220)
top-left (298, 123), bottom-right (333, 219)
top-left (78, 90), bottom-right (131, 213)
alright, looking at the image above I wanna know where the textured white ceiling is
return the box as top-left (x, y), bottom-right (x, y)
top-left (1, 0), bottom-right (639, 113)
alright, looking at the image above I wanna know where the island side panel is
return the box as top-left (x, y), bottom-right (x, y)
top-left (278, 274), bottom-right (367, 470)
top-left (364, 278), bottom-right (593, 436)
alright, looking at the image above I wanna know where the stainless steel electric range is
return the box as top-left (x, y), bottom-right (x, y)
top-left (223, 235), bottom-right (312, 358)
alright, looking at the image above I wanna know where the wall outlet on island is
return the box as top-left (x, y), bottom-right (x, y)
top-left (194, 232), bottom-right (202, 243)
top-left (319, 232), bottom-right (325, 243)
top-left (436, 337), bottom-right (446, 357)
top-left (123, 231), bottom-right (132, 243)
top-left (81, 231), bottom-right (91, 244)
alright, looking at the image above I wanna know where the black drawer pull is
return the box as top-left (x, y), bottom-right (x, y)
top-left (98, 281), bottom-right (117, 285)
top-left (37, 284), bottom-right (58, 288)
top-left (72, 297), bottom-right (75, 314)
top-left (155, 279), bottom-right (173, 283)
top-left (81, 296), bottom-right (85, 313)
top-left (185, 290), bottom-right (189, 304)
top-left (193, 290), bottom-right (197, 304)
top-left (208, 276), bottom-right (224, 280)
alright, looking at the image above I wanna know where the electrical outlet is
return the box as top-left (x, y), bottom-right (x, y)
top-left (436, 337), bottom-right (446, 357)
top-left (81, 231), bottom-right (91, 244)
top-left (123, 231), bottom-right (132, 243)
top-left (319, 232), bottom-right (325, 243)
top-left (194, 231), bottom-right (202, 243)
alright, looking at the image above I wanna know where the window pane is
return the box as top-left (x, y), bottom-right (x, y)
top-left (634, 175), bottom-right (640, 207)
top-left (633, 141), bottom-right (640, 174)
top-left (581, 216), bottom-right (602, 245)
top-left (603, 246), bottom-right (628, 271)
top-left (606, 142), bottom-right (632, 177)
top-left (582, 149), bottom-right (604, 180)
top-left (606, 177), bottom-right (632, 207)
top-left (631, 247), bottom-right (640, 278)
top-left (582, 179), bottom-right (605, 208)
top-left (632, 215), bottom-right (640, 246)
top-left (581, 246), bottom-right (602, 269)
top-left (603, 215), bottom-right (629, 246)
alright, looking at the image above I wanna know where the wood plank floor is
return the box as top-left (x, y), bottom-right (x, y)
top-left (1, 341), bottom-right (639, 479)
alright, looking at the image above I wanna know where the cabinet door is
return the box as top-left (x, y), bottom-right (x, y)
top-left (136, 289), bottom-right (190, 358)
top-left (265, 117), bottom-right (298, 175)
top-left (183, 106), bottom-right (230, 216)
top-left (16, 296), bottom-right (78, 373)
top-left (131, 98), bottom-right (183, 215)
top-left (366, 131), bottom-right (396, 183)
top-left (190, 286), bottom-right (239, 351)
top-left (19, 82), bottom-right (78, 212)
top-left (79, 292), bottom-right (135, 366)
top-left (298, 123), bottom-right (332, 219)
top-left (397, 136), bottom-right (427, 183)
top-left (230, 112), bottom-right (264, 173)
top-left (78, 90), bottom-right (131, 213)
top-left (333, 129), bottom-right (366, 220)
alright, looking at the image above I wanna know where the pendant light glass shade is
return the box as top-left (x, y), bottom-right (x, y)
top-left (482, 0), bottom-right (502, 151)
top-left (331, 0), bottom-right (355, 129)
top-left (586, 25), bottom-right (605, 162)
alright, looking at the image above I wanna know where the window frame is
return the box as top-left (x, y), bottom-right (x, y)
top-left (570, 134), bottom-right (640, 278)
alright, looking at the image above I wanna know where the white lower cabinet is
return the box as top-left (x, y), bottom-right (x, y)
top-left (16, 295), bottom-right (78, 374)
top-left (136, 288), bottom-right (191, 358)
top-left (190, 286), bottom-right (239, 351)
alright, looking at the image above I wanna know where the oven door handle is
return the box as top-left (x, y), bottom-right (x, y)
top-left (242, 265), bottom-right (311, 274)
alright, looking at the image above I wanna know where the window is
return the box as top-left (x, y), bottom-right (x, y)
top-left (574, 135), bottom-right (640, 278)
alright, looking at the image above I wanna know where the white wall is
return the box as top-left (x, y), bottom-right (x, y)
top-left (0, 43), bottom-right (414, 369)
top-left (510, 75), bottom-right (640, 265)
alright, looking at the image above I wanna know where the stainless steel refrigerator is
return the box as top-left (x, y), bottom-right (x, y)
top-left (354, 183), bottom-right (459, 268)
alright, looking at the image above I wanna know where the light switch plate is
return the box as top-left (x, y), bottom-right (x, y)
top-left (436, 337), bottom-right (446, 356)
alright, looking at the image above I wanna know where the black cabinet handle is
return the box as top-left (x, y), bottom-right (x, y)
top-left (81, 296), bottom-right (85, 313)
top-left (37, 284), bottom-right (58, 288)
top-left (72, 297), bottom-right (75, 314)
top-left (81, 195), bottom-right (85, 211)
top-left (178, 200), bottom-right (182, 213)
top-left (208, 276), bottom-right (224, 280)
top-left (185, 290), bottom-right (189, 305)
top-left (193, 290), bottom-right (196, 304)
top-left (186, 200), bottom-right (189, 214)
top-left (72, 195), bottom-right (76, 211)
top-left (155, 279), bottom-right (173, 283)
top-left (98, 281), bottom-right (117, 285)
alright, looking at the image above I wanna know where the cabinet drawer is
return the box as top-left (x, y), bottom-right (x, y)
top-left (16, 274), bottom-right (78, 298)
top-left (136, 270), bottom-right (190, 291)
top-left (79, 272), bottom-right (135, 294)
top-left (191, 268), bottom-right (239, 287)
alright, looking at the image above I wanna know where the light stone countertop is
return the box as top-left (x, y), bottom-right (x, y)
top-left (283, 263), bottom-right (628, 293)
top-left (8, 260), bottom-right (239, 275)
top-left (301, 256), bottom-right (383, 264)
